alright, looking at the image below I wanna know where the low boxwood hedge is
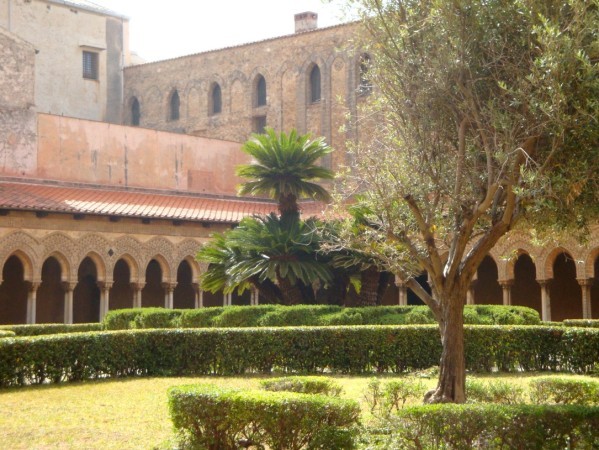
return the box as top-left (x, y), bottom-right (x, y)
top-left (260, 376), bottom-right (343, 396)
top-left (370, 404), bottom-right (599, 449)
top-left (0, 323), bottom-right (102, 336)
top-left (0, 325), bottom-right (597, 387)
top-left (564, 319), bottom-right (599, 328)
top-left (0, 330), bottom-right (15, 338)
top-left (168, 384), bottom-right (360, 450)
top-left (103, 304), bottom-right (541, 330)
top-left (530, 377), bottom-right (599, 406)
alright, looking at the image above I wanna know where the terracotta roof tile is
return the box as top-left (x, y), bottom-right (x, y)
top-left (0, 182), bottom-right (327, 223)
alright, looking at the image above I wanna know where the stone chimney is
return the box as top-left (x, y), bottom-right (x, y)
top-left (294, 12), bottom-right (318, 33)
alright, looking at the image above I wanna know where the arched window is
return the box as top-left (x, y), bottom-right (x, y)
top-left (255, 75), bottom-right (267, 107)
top-left (309, 65), bottom-right (321, 103)
top-left (131, 97), bottom-right (140, 126)
top-left (358, 54), bottom-right (373, 95)
top-left (211, 83), bottom-right (222, 115)
top-left (169, 90), bottom-right (180, 121)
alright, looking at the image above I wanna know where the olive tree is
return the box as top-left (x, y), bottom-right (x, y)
top-left (339, 0), bottom-right (598, 403)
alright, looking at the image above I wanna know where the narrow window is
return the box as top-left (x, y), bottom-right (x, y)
top-left (82, 51), bottom-right (99, 80)
top-left (253, 116), bottom-right (266, 134)
top-left (211, 84), bottom-right (222, 115)
top-left (358, 54), bottom-right (373, 95)
top-left (309, 65), bottom-right (321, 103)
top-left (170, 90), bottom-right (180, 121)
top-left (256, 75), bottom-right (266, 107)
top-left (131, 97), bottom-right (140, 126)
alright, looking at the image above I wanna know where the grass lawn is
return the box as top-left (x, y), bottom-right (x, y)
top-left (0, 373), bottom-right (594, 449)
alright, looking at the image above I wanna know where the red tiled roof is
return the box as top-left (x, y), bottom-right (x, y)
top-left (0, 182), bottom-right (327, 223)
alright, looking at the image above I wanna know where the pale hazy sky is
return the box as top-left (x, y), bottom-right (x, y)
top-left (92, 1), bottom-right (348, 62)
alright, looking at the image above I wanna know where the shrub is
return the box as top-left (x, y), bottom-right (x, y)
top-left (564, 319), bottom-right (599, 328)
top-left (260, 376), bottom-right (343, 396)
top-left (0, 323), bottom-right (102, 336)
top-left (363, 378), bottom-right (426, 416)
top-left (0, 330), bottom-right (15, 338)
top-left (211, 305), bottom-right (276, 328)
top-left (168, 384), bottom-right (360, 450)
top-left (530, 377), bottom-right (599, 406)
top-left (177, 307), bottom-right (224, 328)
top-left (465, 378), bottom-right (525, 404)
top-left (371, 404), bottom-right (599, 449)
top-left (101, 304), bottom-right (541, 330)
top-left (132, 308), bottom-right (183, 329)
top-left (1, 326), bottom-right (596, 387)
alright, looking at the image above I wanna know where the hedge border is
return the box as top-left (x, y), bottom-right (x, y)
top-left (0, 323), bottom-right (102, 337)
top-left (0, 325), bottom-right (597, 387)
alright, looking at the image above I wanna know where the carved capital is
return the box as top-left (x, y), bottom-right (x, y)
top-left (577, 278), bottom-right (594, 287)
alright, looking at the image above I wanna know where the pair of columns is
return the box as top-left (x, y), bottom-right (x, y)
top-left (220, 288), bottom-right (260, 306)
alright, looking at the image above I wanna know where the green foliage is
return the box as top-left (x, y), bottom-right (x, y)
top-left (236, 128), bottom-right (334, 217)
top-left (368, 404), bottom-right (599, 449)
top-left (466, 378), bottom-right (525, 404)
top-left (530, 377), bottom-right (599, 406)
top-left (260, 376), bottom-right (343, 396)
top-left (0, 323), bottom-right (102, 336)
top-left (564, 319), bottom-right (599, 329)
top-left (168, 384), bottom-right (360, 450)
top-left (102, 305), bottom-right (541, 330)
top-left (0, 330), bottom-right (15, 338)
top-left (1, 325), bottom-right (597, 387)
top-left (363, 378), bottom-right (426, 416)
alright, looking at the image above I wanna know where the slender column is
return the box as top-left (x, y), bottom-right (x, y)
top-left (133, 282), bottom-right (145, 308)
top-left (395, 278), bottom-right (407, 306)
top-left (251, 287), bottom-right (260, 306)
top-left (98, 281), bottom-right (112, 321)
top-left (26, 282), bottom-right (40, 324)
top-left (499, 280), bottom-right (513, 306)
top-left (577, 278), bottom-right (593, 319)
top-left (62, 282), bottom-right (76, 324)
top-left (538, 279), bottom-right (551, 322)
top-left (192, 283), bottom-right (202, 308)
top-left (163, 282), bottom-right (176, 309)
top-left (224, 292), bottom-right (232, 306)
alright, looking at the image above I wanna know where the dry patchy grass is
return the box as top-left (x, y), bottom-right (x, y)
top-left (0, 373), bottom-right (594, 449)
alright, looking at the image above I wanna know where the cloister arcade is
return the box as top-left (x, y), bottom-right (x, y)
top-left (0, 231), bottom-right (255, 325)
top-left (0, 230), bottom-right (597, 324)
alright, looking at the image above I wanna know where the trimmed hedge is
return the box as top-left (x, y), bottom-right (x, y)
top-left (0, 325), bottom-right (597, 387)
top-left (168, 384), bottom-right (360, 450)
top-left (370, 404), bottom-right (599, 449)
top-left (103, 304), bottom-right (541, 330)
top-left (260, 376), bottom-right (343, 396)
top-left (0, 330), bottom-right (15, 338)
top-left (530, 377), bottom-right (599, 406)
top-left (564, 319), bottom-right (599, 328)
top-left (0, 323), bottom-right (102, 336)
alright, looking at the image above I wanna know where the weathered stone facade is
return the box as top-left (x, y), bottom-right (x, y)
top-left (123, 22), bottom-right (368, 170)
top-left (0, 0), bottom-right (128, 123)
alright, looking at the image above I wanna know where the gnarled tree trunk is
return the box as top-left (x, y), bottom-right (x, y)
top-left (357, 266), bottom-right (380, 306)
top-left (276, 274), bottom-right (304, 305)
top-left (425, 287), bottom-right (467, 403)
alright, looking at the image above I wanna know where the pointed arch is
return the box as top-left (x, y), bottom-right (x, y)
top-left (169, 89), bottom-right (180, 121)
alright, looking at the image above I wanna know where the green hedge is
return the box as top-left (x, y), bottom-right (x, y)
top-left (0, 325), bottom-right (597, 387)
top-left (260, 376), bottom-right (343, 396)
top-left (168, 384), bottom-right (360, 450)
top-left (0, 330), bottom-right (15, 338)
top-left (564, 319), bottom-right (599, 328)
top-left (0, 323), bottom-right (102, 336)
top-left (530, 377), bottom-right (599, 406)
top-left (103, 304), bottom-right (541, 330)
top-left (369, 404), bottom-right (599, 449)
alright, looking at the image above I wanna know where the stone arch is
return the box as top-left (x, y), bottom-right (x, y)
top-left (173, 259), bottom-right (195, 309)
top-left (79, 251), bottom-right (107, 283)
top-left (145, 237), bottom-right (175, 279)
top-left (501, 246), bottom-right (540, 281)
top-left (474, 254), bottom-right (502, 305)
top-left (583, 246), bottom-right (599, 279)
top-left (185, 81), bottom-right (202, 120)
top-left (42, 251), bottom-right (71, 283)
top-left (112, 236), bottom-right (144, 282)
top-left (511, 252), bottom-right (542, 316)
top-left (73, 256), bottom-right (101, 323)
top-left (76, 234), bottom-right (110, 279)
top-left (0, 231), bottom-right (40, 282)
top-left (208, 75), bottom-right (226, 116)
top-left (541, 246), bottom-right (575, 280)
top-left (38, 255), bottom-right (66, 323)
top-left (166, 87), bottom-right (181, 121)
top-left (550, 250), bottom-right (582, 321)
top-left (249, 67), bottom-right (269, 106)
top-left (175, 239), bottom-right (202, 281)
top-left (2, 249), bottom-right (34, 283)
top-left (110, 257), bottom-right (135, 311)
top-left (127, 95), bottom-right (141, 126)
top-left (0, 254), bottom-right (29, 324)
top-left (144, 253), bottom-right (171, 283)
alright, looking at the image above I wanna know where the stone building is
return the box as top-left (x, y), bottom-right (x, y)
top-left (0, 0), bottom-right (597, 325)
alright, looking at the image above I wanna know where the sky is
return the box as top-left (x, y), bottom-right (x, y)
top-left (92, 1), bottom-right (349, 63)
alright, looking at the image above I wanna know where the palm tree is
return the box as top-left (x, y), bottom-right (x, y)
top-left (236, 128), bottom-right (334, 222)
top-left (198, 214), bottom-right (332, 305)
